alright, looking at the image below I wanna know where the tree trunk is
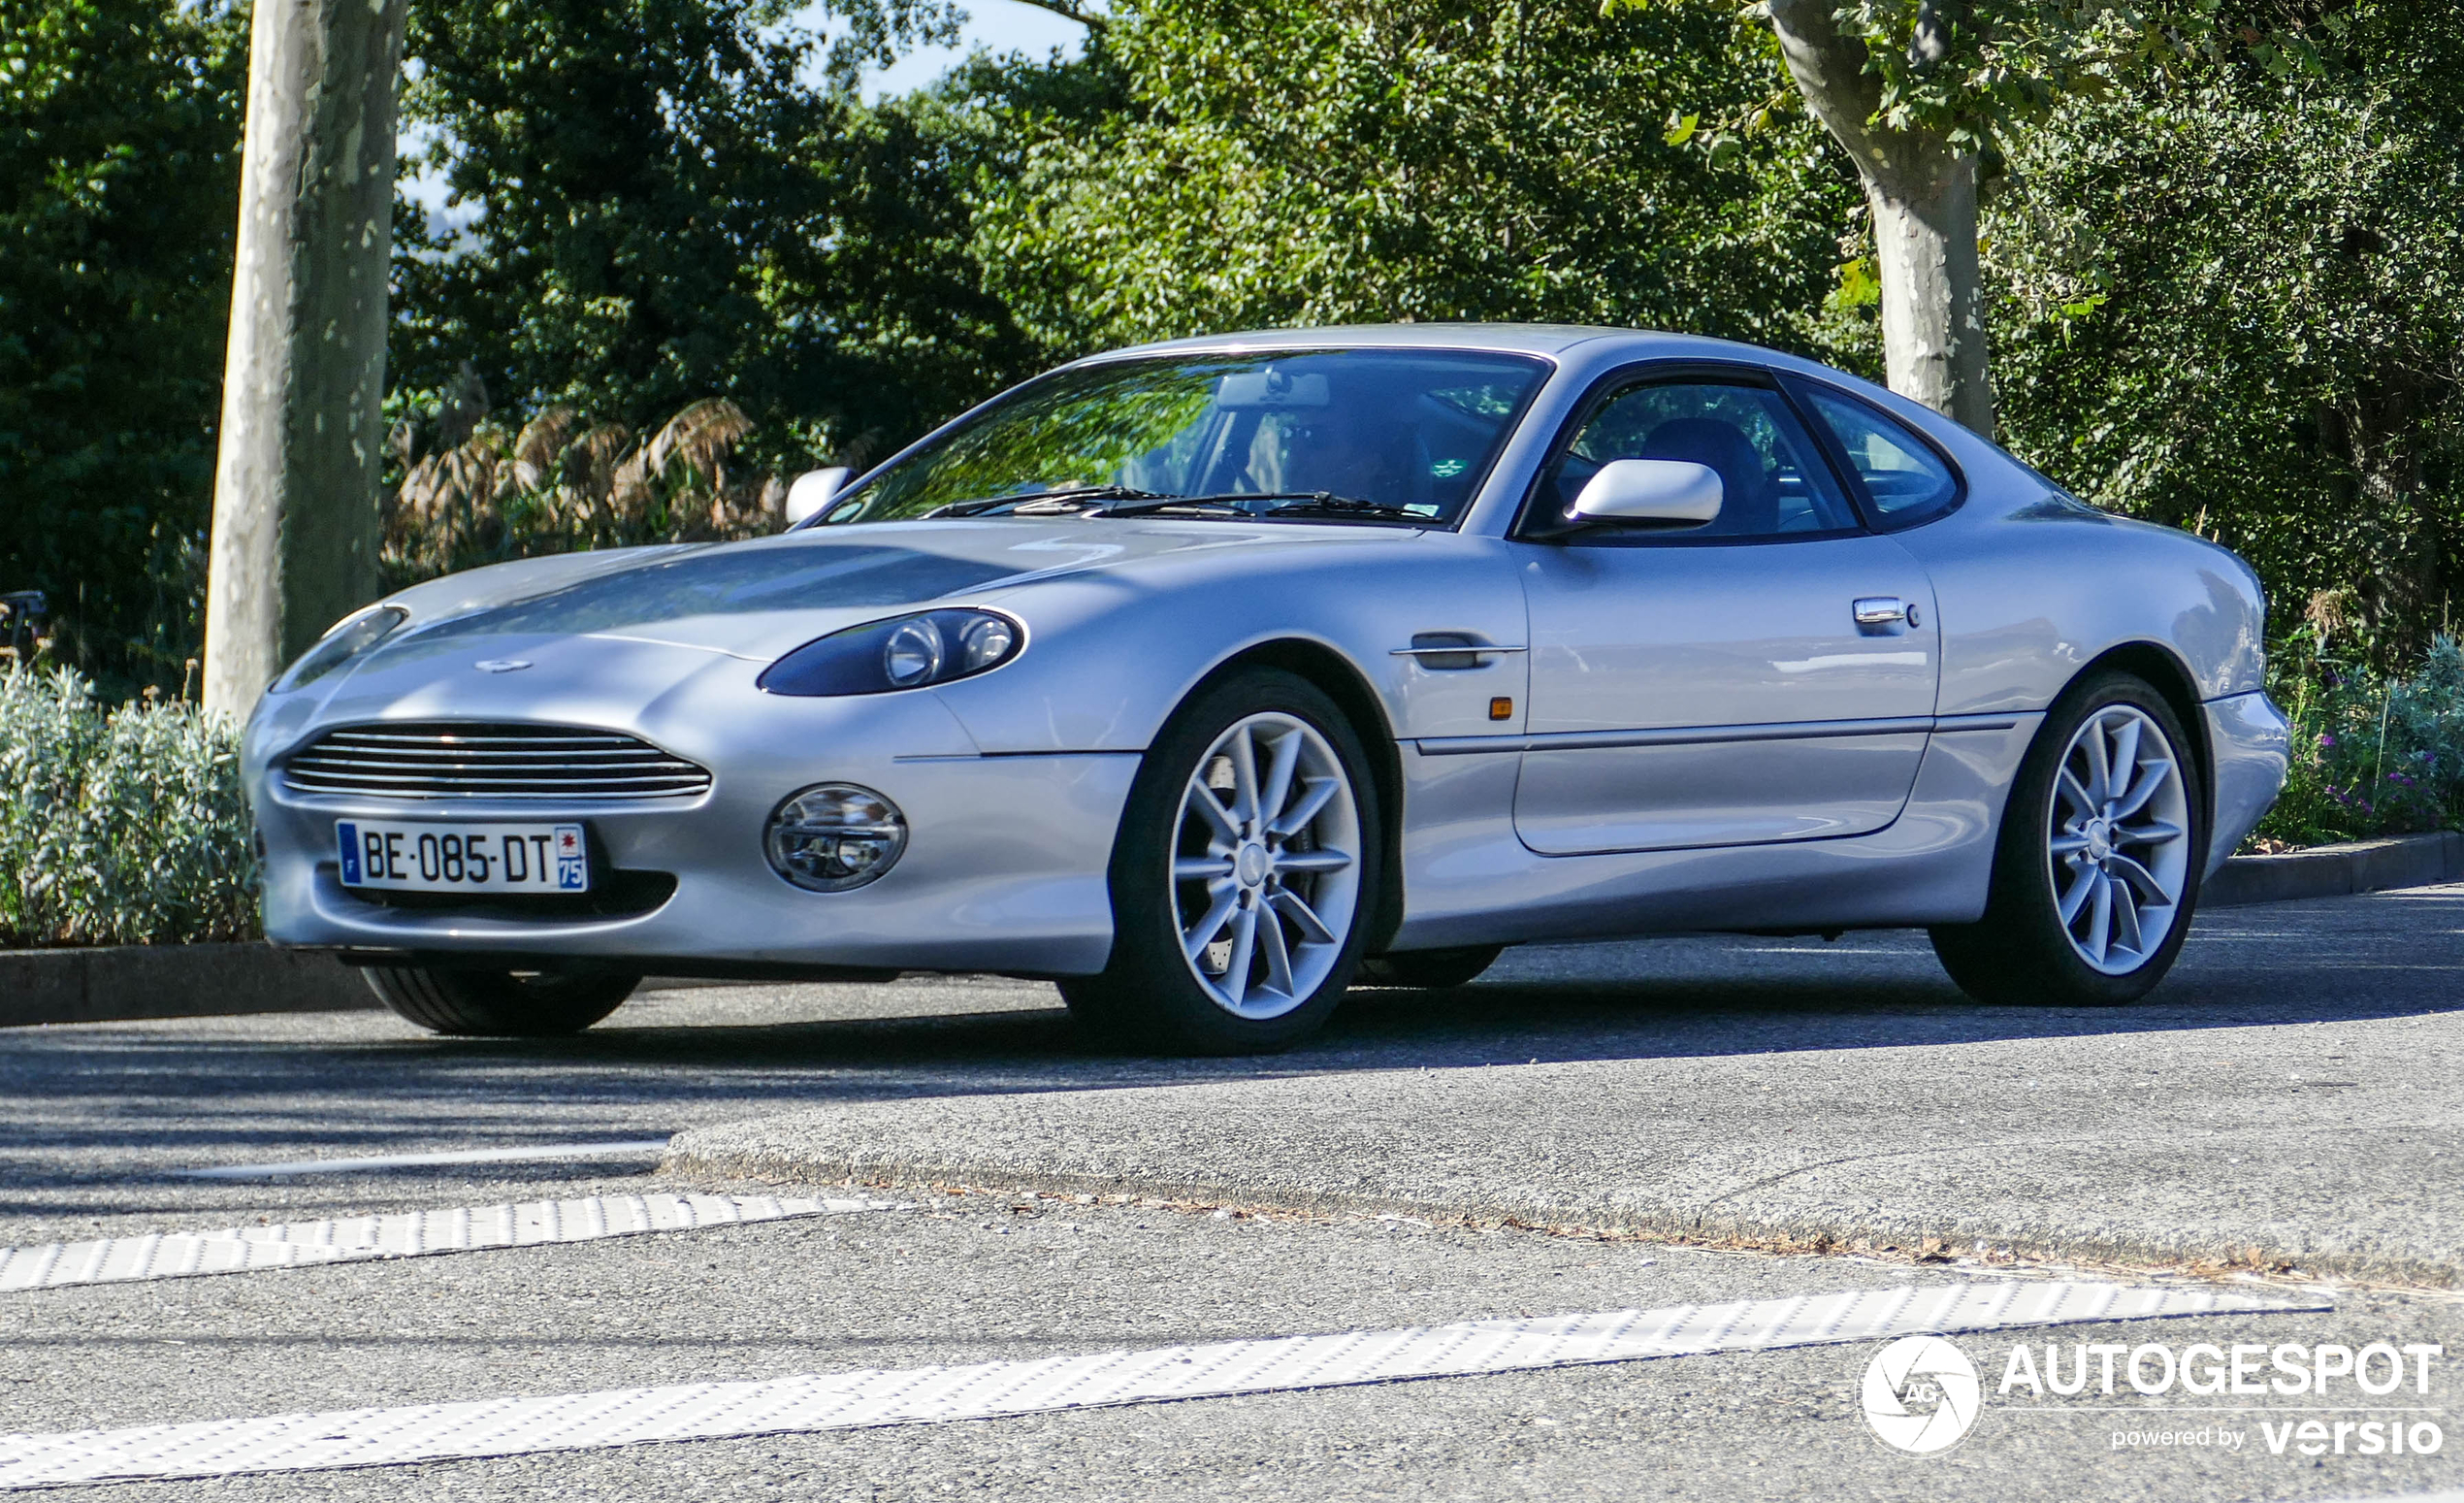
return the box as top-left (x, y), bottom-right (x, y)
top-left (1766, 0), bottom-right (1996, 435)
top-left (201, 0), bottom-right (407, 717)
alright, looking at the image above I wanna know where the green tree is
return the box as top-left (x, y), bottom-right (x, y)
top-left (0, 0), bottom-right (245, 692)
top-left (976, 0), bottom-right (1860, 360)
top-left (391, 0), bottom-right (1053, 474)
top-left (1988, 0), bottom-right (2464, 653)
top-left (1744, 0), bottom-right (2331, 432)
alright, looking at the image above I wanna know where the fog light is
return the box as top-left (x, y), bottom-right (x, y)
top-left (764, 783), bottom-right (907, 892)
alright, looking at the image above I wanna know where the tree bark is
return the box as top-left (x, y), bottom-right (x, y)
top-left (202, 0), bottom-right (407, 717)
top-left (1765, 0), bottom-right (1996, 435)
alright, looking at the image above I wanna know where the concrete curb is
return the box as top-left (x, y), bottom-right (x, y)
top-left (2206, 831), bottom-right (2464, 906)
top-left (0, 944), bottom-right (377, 1029)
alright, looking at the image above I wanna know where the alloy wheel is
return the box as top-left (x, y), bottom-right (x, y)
top-left (1171, 712), bottom-right (1362, 1018)
top-left (2047, 703), bottom-right (2191, 975)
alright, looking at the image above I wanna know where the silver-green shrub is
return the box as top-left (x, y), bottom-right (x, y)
top-left (0, 667), bottom-right (259, 947)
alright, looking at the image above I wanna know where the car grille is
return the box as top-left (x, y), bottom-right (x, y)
top-left (281, 722), bottom-right (712, 801)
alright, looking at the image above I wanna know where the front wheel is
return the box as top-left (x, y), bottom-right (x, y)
top-left (1930, 671), bottom-right (2204, 1006)
top-left (361, 965), bottom-right (639, 1036)
top-left (1061, 668), bottom-right (1380, 1055)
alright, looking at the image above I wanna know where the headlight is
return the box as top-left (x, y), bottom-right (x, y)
top-left (764, 783), bottom-right (907, 891)
top-left (759, 608), bottom-right (1023, 697)
top-left (271, 604), bottom-right (408, 694)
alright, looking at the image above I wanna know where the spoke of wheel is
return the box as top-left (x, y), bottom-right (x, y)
top-left (1174, 856), bottom-right (1235, 881)
top-left (1257, 907), bottom-right (1295, 998)
top-left (1221, 905), bottom-right (1259, 1007)
top-left (2105, 851), bottom-right (2169, 902)
top-left (1269, 777), bottom-right (1339, 839)
top-left (1269, 887), bottom-right (1336, 944)
top-left (2083, 870), bottom-right (2114, 964)
top-left (2107, 716), bottom-right (2142, 805)
top-left (2084, 719), bottom-right (2116, 804)
top-left (2050, 832), bottom-right (2092, 856)
top-left (2057, 864), bottom-right (2096, 925)
top-left (2057, 768), bottom-right (2098, 817)
top-left (1186, 782), bottom-right (1241, 847)
top-left (1258, 729), bottom-right (1302, 836)
top-left (2110, 759), bottom-right (2174, 820)
top-left (2110, 876), bottom-right (2145, 957)
top-left (1183, 888), bottom-right (1239, 962)
top-left (1274, 848), bottom-right (1352, 875)
top-left (1229, 726), bottom-right (1262, 830)
top-left (2115, 819), bottom-right (2183, 847)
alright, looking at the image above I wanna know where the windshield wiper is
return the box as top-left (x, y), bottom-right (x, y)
top-left (924, 486), bottom-right (1178, 518)
top-left (1196, 492), bottom-right (1434, 523)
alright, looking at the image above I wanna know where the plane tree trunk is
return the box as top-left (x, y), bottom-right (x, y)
top-left (1766, 0), bottom-right (1996, 436)
top-left (202, 0), bottom-right (407, 716)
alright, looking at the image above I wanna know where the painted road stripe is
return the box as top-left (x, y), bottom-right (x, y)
top-left (0, 1280), bottom-right (2323, 1487)
top-left (175, 1141), bottom-right (675, 1179)
top-left (0, 1193), bottom-right (898, 1293)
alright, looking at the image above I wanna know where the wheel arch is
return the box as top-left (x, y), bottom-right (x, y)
top-left (2067, 640), bottom-right (2217, 863)
top-left (1188, 638), bottom-right (1408, 955)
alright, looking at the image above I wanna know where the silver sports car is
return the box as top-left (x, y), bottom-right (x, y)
top-left (243, 325), bottom-right (2288, 1052)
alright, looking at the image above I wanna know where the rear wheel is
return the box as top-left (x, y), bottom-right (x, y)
top-left (360, 965), bottom-right (639, 1036)
top-left (1354, 945), bottom-right (1503, 990)
top-left (1930, 670), bottom-right (2204, 1006)
top-left (1061, 668), bottom-right (1379, 1054)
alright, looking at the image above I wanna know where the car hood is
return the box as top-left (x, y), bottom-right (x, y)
top-left (362, 520), bottom-right (1413, 665)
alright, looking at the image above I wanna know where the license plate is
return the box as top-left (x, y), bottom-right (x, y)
top-left (336, 821), bottom-right (591, 894)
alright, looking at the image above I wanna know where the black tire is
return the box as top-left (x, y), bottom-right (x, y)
top-left (1930, 670), bottom-right (2206, 1006)
top-left (1354, 944), bottom-right (1504, 990)
top-left (361, 965), bottom-right (639, 1036)
top-left (1061, 667), bottom-right (1382, 1055)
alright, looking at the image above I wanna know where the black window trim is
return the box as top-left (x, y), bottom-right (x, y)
top-left (1774, 373), bottom-right (1968, 533)
top-left (1506, 358), bottom-right (1873, 549)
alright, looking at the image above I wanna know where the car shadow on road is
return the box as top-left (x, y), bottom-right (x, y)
top-left (4, 893), bottom-right (2455, 1195)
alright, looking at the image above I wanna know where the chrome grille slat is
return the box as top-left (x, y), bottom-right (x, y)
top-left (282, 722), bottom-right (712, 801)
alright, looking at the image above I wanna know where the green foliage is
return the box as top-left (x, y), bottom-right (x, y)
top-left (2253, 633), bottom-right (2464, 849)
top-left (975, 0), bottom-right (1862, 361)
top-left (390, 0), bottom-right (1050, 476)
top-left (1988, 1), bottom-right (2464, 660)
top-left (0, 0), bottom-right (244, 694)
top-left (0, 667), bottom-right (258, 948)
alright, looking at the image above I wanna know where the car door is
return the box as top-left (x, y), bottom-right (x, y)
top-left (1509, 369), bottom-right (1941, 855)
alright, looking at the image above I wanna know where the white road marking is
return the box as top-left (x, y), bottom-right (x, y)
top-left (175, 1141), bottom-right (675, 1179)
top-left (0, 1280), bottom-right (2324, 1487)
top-left (0, 1193), bottom-right (898, 1292)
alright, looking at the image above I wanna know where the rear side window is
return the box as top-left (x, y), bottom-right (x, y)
top-left (1797, 385), bottom-right (1960, 524)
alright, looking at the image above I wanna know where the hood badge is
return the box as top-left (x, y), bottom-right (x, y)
top-left (474, 659), bottom-right (533, 673)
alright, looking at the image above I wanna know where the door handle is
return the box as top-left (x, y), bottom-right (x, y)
top-left (1853, 597), bottom-right (1917, 628)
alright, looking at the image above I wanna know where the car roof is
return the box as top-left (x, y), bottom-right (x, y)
top-left (1084, 323), bottom-right (1780, 365)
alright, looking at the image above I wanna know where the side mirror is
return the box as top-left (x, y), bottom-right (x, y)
top-left (785, 466), bottom-right (852, 527)
top-left (1566, 458), bottom-right (1723, 529)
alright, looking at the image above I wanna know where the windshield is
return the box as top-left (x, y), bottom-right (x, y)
top-left (817, 348), bottom-right (1548, 527)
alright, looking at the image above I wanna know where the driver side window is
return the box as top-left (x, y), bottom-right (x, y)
top-left (1541, 380), bottom-right (1858, 539)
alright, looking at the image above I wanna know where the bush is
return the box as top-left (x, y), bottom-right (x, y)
top-left (2252, 634), bottom-right (2464, 851)
top-left (0, 667), bottom-right (257, 947)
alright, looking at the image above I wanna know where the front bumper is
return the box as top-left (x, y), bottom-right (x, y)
top-left (246, 638), bottom-right (1139, 975)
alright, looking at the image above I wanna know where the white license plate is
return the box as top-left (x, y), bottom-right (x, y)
top-left (337, 821), bottom-right (591, 894)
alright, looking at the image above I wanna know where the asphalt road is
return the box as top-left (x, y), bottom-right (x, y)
top-left (3, 887), bottom-right (2461, 1499)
